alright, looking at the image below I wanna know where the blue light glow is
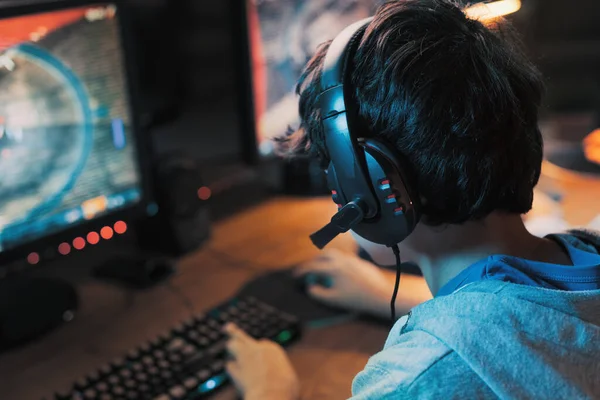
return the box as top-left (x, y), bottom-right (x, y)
top-left (198, 373), bottom-right (227, 393)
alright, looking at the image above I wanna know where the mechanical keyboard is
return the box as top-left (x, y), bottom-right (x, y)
top-left (51, 296), bottom-right (301, 400)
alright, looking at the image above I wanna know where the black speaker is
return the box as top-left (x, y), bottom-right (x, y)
top-left (136, 155), bottom-right (211, 256)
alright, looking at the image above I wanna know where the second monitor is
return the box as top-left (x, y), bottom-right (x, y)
top-left (242, 0), bottom-right (383, 158)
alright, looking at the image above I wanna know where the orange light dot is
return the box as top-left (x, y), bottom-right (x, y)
top-left (27, 252), bottom-right (40, 265)
top-left (58, 242), bottom-right (71, 255)
top-left (73, 237), bottom-right (86, 250)
top-left (114, 221), bottom-right (127, 234)
top-left (87, 231), bottom-right (100, 245)
top-left (197, 186), bottom-right (212, 201)
top-left (100, 226), bottom-right (114, 240)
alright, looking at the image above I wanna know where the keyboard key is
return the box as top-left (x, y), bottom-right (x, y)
top-left (111, 357), bottom-right (125, 368)
top-left (135, 372), bottom-right (148, 382)
top-left (152, 395), bottom-right (170, 400)
top-left (127, 349), bottom-right (140, 360)
top-left (182, 344), bottom-right (197, 356)
top-left (207, 319), bottom-right (221, 329)
top-left (142, 355), bottom-right (154, 365)
top-left (207, 340), bottom-right (227, 357)
top-left (99, 364), bottom-right (112, 376)
top-left (112, 386), bottom-right (125, 396)
top-left (211, 359), bottom-right (225, 373)
top-left (138, 383), bottom-right (151, 393)
top-left (132, 362), bottom-right (144, 372)
top-left (169, 385), bottom-right (186, 399)
top-left (196, 369), bottom-right (211, 381)
top-left (160, 371), bottom-right (173, 381)
top-left (140, 343), bottom-right (151, 352)
top-left (184, 376), bottom-right (198, 390)
top-left (95, 382), bottom-right (109, 392)
top-left (187, 331), bottom-right (200, 341)
top-left (249, 328), bottom-right (263, 338)
top-left (167, 338), bottom-right (185, 351)
top-left (74, 378), bottom-right (88, 390)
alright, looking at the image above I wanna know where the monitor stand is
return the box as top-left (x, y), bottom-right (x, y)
top-left (0, 277), bottom-right (78, 352)
top-left (93, 254), bottom-right (175, 289)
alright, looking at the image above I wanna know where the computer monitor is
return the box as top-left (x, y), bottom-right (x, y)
top-left (236, 0), bottom-right (384, 159)
top-left (0, 0), bottom-right (152, 265)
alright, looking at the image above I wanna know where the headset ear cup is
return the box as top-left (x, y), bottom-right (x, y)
top-left (325, 164), bottom-right (345, 207)
top-left (346, 139), bottom-right (421, 246)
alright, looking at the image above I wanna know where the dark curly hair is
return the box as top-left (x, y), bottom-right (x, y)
top-left (277, 0), bottom-right (545, 226)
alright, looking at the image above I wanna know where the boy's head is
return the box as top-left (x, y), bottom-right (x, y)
top-left (279, 0), bottom-right (545, 233)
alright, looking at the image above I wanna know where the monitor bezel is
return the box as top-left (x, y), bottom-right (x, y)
top-left (231, 0), bottom-right (263, 165)
top-left (0, 0), bottom-right (155, 265)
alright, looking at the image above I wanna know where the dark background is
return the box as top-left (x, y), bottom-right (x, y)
top-left (127, 0), bottom-right (600, 164)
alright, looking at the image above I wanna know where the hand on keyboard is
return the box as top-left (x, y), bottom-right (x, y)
top-left (52, 297), bottom-right (301, 400)
top-left (224, 323), bottom-right (299, 400)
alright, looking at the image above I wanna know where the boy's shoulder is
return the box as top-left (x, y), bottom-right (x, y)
top-left (351, 281), bottom-right (600, 400)
top-left (350, 322), bottom-right (491, 399)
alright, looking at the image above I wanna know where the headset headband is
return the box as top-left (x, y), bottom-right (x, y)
top-left (318, 17), bottom-right (377, 218)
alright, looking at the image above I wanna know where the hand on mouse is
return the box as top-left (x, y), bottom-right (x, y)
top-left (295, 248), bottom-right (399, 318)
top-left (224, 323), bottom-right (299, 400)
top-left (296, 249), bottom-right (432, 319)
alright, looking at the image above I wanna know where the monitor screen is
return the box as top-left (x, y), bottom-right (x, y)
top-left (0, 3), bottom-right (143, 252)
top-left (247, 0), bottom-right (383, 157)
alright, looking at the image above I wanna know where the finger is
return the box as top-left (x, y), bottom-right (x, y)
top-left (225, 337), bottom-right (246, 359)
top-left (223, 323), bottom-right (253, 342)
top-left (225, 361), bottom-right (243, 389)
top-left (306, 283), bottom-right (336, 302)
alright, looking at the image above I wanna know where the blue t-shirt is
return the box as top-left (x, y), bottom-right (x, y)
top-left (437, 233), bottom-right (600, 296)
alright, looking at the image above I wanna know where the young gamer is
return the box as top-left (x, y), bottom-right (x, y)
top-left (224, 1), bottom-right (600, 399)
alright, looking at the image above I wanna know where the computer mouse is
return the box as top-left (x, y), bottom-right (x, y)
top-left (296, 272), bottom-right (334, 292)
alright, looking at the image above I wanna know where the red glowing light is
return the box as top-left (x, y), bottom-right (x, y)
top-left (197, 186), bottom-right (212, 201)
top-left (87, 231), bottom-right (100, 245)
top-left (27, 252), bottom-right (40, 265)
top-left (114, 221), bottom-right (127, 234)
top-left (58, 242), bottom-right (71, 255)
top-left (73, 237), bottom-right (86, 250)
top-left (100, 226), bottom-right (114, 240)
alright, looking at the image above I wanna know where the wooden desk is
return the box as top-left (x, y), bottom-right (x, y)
top-left (0, 198), bottom-right (389, 400)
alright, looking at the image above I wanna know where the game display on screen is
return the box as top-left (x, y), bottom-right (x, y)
top-left (0, 4), bottom-right (142, 252)
top-left (247, 0), bottom-right (383, 156)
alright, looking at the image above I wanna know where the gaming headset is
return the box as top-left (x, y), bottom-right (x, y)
top-left (310, 17), bottom-right (422, 251)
